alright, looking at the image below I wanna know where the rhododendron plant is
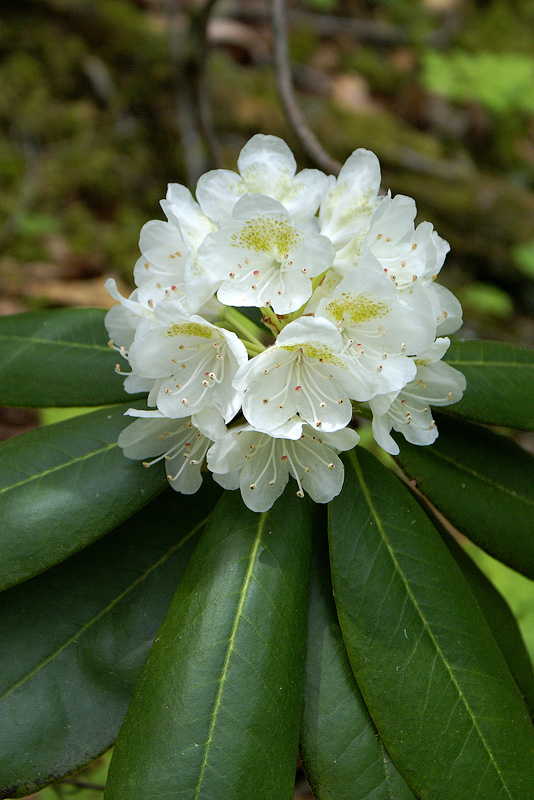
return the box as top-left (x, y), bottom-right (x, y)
top-left (1, 134), bottom-right (534, 800)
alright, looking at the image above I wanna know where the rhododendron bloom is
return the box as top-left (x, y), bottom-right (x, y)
top-left (106, 133), bottom-right (466, 509)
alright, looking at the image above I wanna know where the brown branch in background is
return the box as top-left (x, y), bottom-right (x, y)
top-left (192, 0), bottom-right (224, 170)
top-left (271, 0), bottom-right (341, 176)
top-left (168, 0), bottom-right (222, 188)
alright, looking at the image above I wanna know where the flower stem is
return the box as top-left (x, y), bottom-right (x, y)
top-left (220, 306), bottom-right (266, 349)
top-left (243, 341), bottom-right (265, 357)
top-left (261, 305), bottom-right (282, 334)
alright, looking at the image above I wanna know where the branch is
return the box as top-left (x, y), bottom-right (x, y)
top-left (168, 0), bottom-right (222, 187)
top-left (270, 0), bottom-right (341, 176)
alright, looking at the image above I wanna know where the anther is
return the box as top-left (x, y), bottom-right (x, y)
top-left (249, 483), bottom-right (256, 490)
top-left (165, 388), bottom-right (173, 395)
top-left (296, 490), bottom-right (304, 498)
top-left (181, 398), bottom-right (190, 405)
top-left (328, 463), bottom-right (335, 470)
top-left (263, 398), bottom-right (269, 404)
top-left (147, 299), bottom-right (154, 308)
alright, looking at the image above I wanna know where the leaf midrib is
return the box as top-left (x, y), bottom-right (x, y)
top-left (192, 514), bottom-right (266, 799)
top-left (445, 359), bottom-right (534, 369)
top-left (421, 448), bottom-right (534, 508)
top-left (0, 515), bottom-right (210, 702)
top-left (0, 441), bottom-right (119, 495)
top-left (347, 449), bottom-right (513, 800)
top-left (0, 333), bottom-right (110, 352)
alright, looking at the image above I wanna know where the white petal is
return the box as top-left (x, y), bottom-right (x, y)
top-left (282, 169), bottom-right (330, 222)
top-left (196, 169), bottom-right (246, 226)
top-left (294, 441), bottom-right (345, 504)
top-left (370, 408), bottom-right (399, 455)
top-left (319, 149), bottom-right (381, 248)
top-left (139, 219), bottom-right (188, 271)
top-left (429, 283), bottom-right (464, 335)
top-left (162, 183), bottom-right (217, 254)
top-left (192, 405), bottom-right (227, 440)
top-left (237, 134), bottom-right (296, 186)
top-left (118, 417), bottom-right (170, 459)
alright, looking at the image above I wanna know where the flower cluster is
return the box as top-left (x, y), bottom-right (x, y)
top-left (106, 134), bottom-right (466, 511)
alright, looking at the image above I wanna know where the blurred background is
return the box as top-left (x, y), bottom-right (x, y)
top-left (2, 1), bottom-right (534, 797)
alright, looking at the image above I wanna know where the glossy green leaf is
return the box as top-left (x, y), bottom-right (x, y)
top-left (444, 339), bottom-right (534, 429)
top-left (395, 413), bottom-right (534, 579)
top-left (0, 308), bottom-right (137, 407)
top-left (0, 403), bottom-right (167, 591)
top-left (105, 488), bottom-right (312, 800)
top-left (437, 518), bottom-right (534, 719)
top-left (0, 483), bottom-right (221, 799)
top-left (300, 515), bottom-right (416, 800)
top-left (329, 448), bottom-right (534, 800)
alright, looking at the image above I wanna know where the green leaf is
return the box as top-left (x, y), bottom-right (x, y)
top-left (435, 517), bottom-right (534, 719)
top-left (443, 339), bottom-right (534, 430)
top-left (0, 309), bottom-right (138, 407)
top-left (329, 448), bottom-right (534, 800)
top-left (300, 513), bottom-right (416, 800)
top-left (104, 488), bottom-right (312, 800)
top-left (395, 413), bottom-right (534, 579)
top-left (0, 403), bottom-right (167, 591)
top-left (0, 483), bottom-right (221, 799)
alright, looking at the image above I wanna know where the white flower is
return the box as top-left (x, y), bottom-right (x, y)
top-left (234, 316), bottom-right (354, 437)
top-left (362, 193), bottom-right (463, 335)
top-left (104, 279), bottom-right (157, 395)
top-left (127, 296), bottom-right (248, 421)
top-left (196, 133), bottom-right (329, 226)
top-left (207, 423), bottom-right (359, 512)
top-left (118, 409), bottom-right (223, 494)
top-left (315, 256), bottom-right (436, 400)
top-left (135, 183), bottom-right (220, 313)
top-left (319, 149), bottom-right (381, 248)
top-left (197, 194), bottom-right (335, 315)
top-left (369, 337), bottom-right (467, 455)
